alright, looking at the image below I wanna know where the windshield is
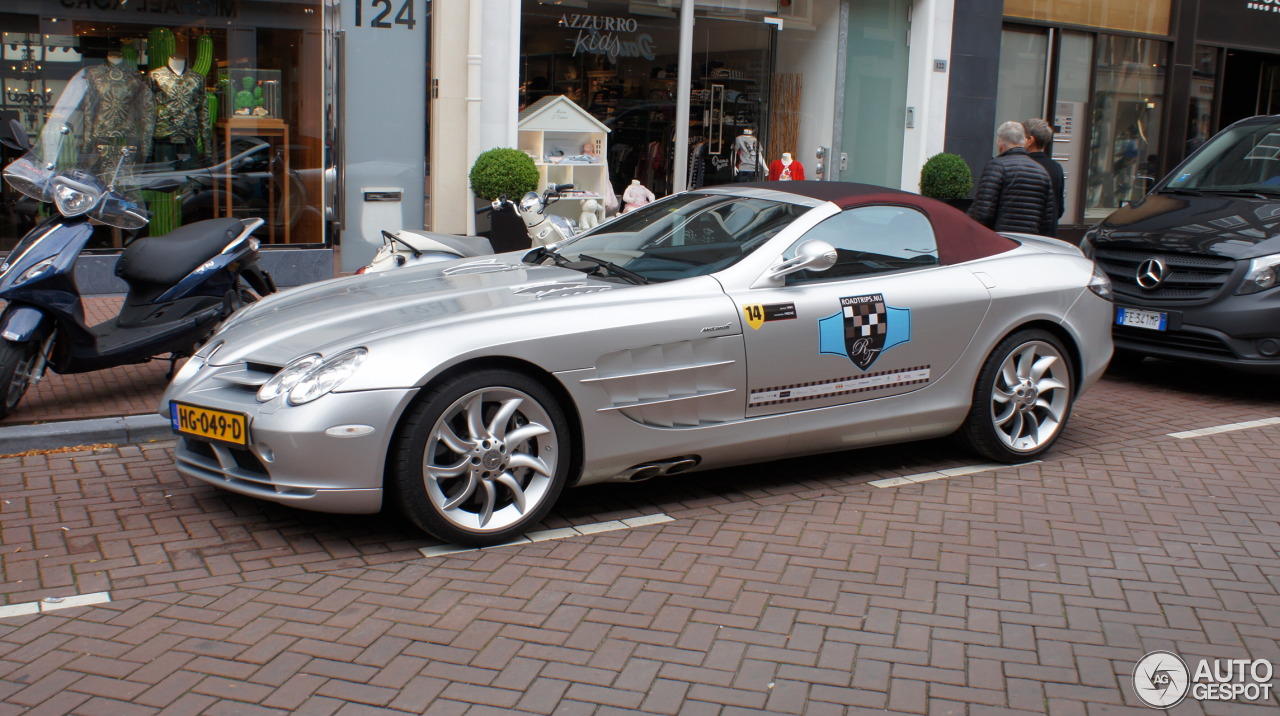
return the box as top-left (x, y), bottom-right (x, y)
top-left (2, 67), bottom-right (149, 229)
top-left (544, 192), bottom-right (806, 282)
top-left (1163, 121), bottom-right (1280, 194)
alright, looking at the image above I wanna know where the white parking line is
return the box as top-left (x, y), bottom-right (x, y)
top-left (869, 461), bottom-right (1042, 488)
top-left (418, 513), bottom-right (675, 558)
top-left (0, 591), bottom-right (112, 620)
top-left (1168, 417), bottom-right (1280, 440)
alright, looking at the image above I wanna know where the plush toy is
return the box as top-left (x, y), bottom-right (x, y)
top-left (579, 199), bottom-right (602, 230)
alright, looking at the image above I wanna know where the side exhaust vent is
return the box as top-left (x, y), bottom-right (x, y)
top-left (614, 456), bottom-right (701, 483)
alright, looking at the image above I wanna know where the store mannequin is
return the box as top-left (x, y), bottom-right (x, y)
top-left (622, 179), bottom-right (655, 212)
top-left (733, 128), bottom-right (760, 182)
top-left (149, 53), bottom-right (210, 162)
top-left (768, 152), bottom-right (805, 181)
top-left (82, 51), bottom-right (155, 174)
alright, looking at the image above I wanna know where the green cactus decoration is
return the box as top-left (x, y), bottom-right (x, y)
top-left (192, 34), bottom-right (214, 76)
top-left (57, 129), bottom-right (78, 169)
top-left (120, 41), bottom-right (139, 71)
top-left (200, 91), bottom-right (218, 155)
top-left (142, 188), bottom-right (182, 236)
top-left (147, 27), bottom-right (175, 70)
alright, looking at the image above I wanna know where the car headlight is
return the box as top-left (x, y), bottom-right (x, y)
top-left (53, 182), bottom-right (101, 216)
top-left (256, 353), bottom-right (322, 402)
top-left (287, 347), bottom-right (367, 405)
top-left (1237, 254), bottom-right (1280, 295)
top-left (15, 256), bottom-right (56, 285)
top-left (1088, 262), bottom-right (1113, 301)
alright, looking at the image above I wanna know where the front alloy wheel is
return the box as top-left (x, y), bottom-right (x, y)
top-left (961, 329), bottom-right (1074, 462)
top-left (392, 370), bottom-right (570, 545)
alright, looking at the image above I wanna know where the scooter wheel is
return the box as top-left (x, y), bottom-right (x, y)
top-left (0, 340), bottom-right (40, 420)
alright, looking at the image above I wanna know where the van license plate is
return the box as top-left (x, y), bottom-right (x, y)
top-left (1116, 307), bottom-right (1167, 331)
top-left (171, 402), bottom-right (249, 446)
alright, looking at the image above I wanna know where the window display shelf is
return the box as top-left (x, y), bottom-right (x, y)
top-left (518, 95), bottom-right (612, 219)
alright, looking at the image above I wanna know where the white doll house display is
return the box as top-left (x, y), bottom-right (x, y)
top-left (518, 96), bottom-right (611, 222)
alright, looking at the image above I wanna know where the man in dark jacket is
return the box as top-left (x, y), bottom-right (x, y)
top-left (1023, 117), bottom-right (1065, 236)
top-left (967, 121), bottom-right (1056, 236)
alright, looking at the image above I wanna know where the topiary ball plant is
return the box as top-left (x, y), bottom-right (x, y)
top-left (469, 148), bottom-right (539, 201)
top-left (919, 152), bottom-right (974, 200)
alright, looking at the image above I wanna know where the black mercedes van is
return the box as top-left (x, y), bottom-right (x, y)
top-left (1082, 115), bottom-right (1280, 373)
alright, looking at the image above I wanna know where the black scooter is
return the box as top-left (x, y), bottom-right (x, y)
top-left (0, 113), bottom-right (274, 419)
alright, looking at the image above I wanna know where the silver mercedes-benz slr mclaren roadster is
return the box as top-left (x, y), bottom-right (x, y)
top-left (161, 182), bottom-right (1114, 545)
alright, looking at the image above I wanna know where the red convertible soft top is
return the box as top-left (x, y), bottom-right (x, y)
top-left (733, 180), bottom-right (1020, 266)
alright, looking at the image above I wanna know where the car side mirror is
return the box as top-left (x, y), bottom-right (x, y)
top-left (768, 239), bottom-right (838, 280)
top-left (0, 119), bottom-right (31, 153)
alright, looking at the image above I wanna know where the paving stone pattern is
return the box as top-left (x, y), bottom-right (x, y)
top-left (1, 363), bottom-right (1279, 713)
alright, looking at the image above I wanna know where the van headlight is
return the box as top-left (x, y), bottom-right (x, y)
top-left (1088, 263), bottom-right (1113, 300)
top-left (1237, 254), bottom-right (1280, 295)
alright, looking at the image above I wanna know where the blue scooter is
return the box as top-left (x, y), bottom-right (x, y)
top-left (0, 91), bottom-right (274, 418)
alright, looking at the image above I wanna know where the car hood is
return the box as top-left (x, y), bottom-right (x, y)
top-left (1092, 191), bottom-right (1280, 260)
top-left (209, 257), bottom-right (638, 366)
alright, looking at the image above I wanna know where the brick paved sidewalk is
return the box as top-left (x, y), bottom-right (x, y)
top-left (0, 296), bottom-right (173, 428)
top-left (1, 382), bottom-right (1278, 713)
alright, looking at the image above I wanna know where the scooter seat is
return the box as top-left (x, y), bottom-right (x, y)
top-left (398, 230), bottom-right (494, 257)
top-left (116, 218), bottom-right (245, 287)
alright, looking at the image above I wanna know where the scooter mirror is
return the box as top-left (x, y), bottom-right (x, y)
top-left (0, 119), bottom-right (31, 153)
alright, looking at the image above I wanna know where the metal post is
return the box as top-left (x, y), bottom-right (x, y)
top-left (673, 0), bottom-right (695, 193)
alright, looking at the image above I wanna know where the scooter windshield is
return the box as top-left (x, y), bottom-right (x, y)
top-left (2, 67), bottom-right (150, 230)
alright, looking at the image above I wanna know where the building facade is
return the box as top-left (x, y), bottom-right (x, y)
top-left (0, 0), bottom-right (335, 288)
top-left (1, 0), bottom-right (961, 280)
top-left (948, 0), bottom-right (1280, 239)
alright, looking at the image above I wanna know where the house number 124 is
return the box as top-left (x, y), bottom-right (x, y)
top-left (355, 0), bottom-right (417, 29)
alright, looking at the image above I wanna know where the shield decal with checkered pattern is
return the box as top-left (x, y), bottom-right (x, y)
top-left (818, 293), bottom-right (912, 371)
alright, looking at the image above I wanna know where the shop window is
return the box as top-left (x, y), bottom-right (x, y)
top-left (1004, 0), bottom-right (1171, 36)
top-left (1083, 35), bottom-right (1168, 221)
top-left (0, 9), bottom-right (324, 252)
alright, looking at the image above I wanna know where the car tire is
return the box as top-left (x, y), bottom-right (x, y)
top-left (390, 369), bottom-right (571, 546)
top-left (0, 339), bottom-right (40, 420)
top-left (959, 329), bottom-right (1074, 463)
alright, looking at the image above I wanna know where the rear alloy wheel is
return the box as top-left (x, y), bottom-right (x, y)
top-left (0, 339), bottom-right (40, 420)
top-left (961, 329), bottom-right (1074, 463)
top-left (392, 369), bottom-right (571, 546)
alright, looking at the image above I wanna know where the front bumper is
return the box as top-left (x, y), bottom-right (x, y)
top-left (1112, 291), bottom-right (1280, 374)
top-left (163, 371), bottom-right (417, 513)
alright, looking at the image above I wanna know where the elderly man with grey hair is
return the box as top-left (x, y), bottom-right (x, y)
top-left (967, 121), bottom-right (1056, 236)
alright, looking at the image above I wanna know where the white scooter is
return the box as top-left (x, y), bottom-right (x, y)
top-left (356, 229), bottom-right (494, 275)
top-left (358, 184), bottom-right (582, 275)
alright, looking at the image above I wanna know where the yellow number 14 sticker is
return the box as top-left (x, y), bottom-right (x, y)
top-left (743, 304), bottom-right (767, 330)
